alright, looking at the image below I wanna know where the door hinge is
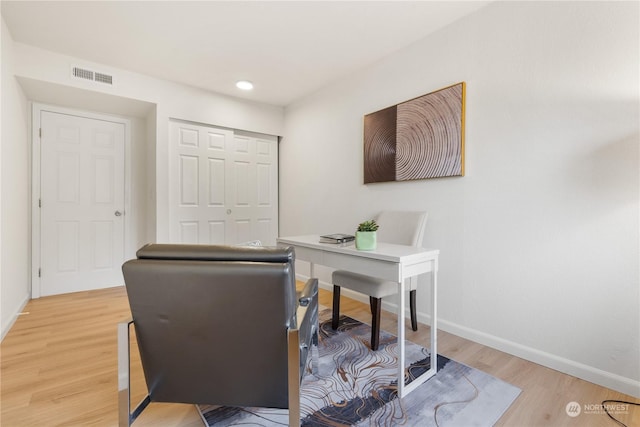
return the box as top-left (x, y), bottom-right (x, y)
top-left (38, 268), bottom-right (41, 278)
top-left (39, 199), bottom-right (42, 208)
top-left (39, 128), bottom-right (42, 138)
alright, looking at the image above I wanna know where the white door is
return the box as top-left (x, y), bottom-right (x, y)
top-left (39, 110), bottom-right (125, 296)
top-left (169, 121), bottom-right (278, 245)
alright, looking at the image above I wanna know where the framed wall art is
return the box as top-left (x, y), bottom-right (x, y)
top-left (363, 82), bottom-right (465, 183)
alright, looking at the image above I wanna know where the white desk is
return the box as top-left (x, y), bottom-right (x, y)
top-left (277, 235), bottom-right (439, 398)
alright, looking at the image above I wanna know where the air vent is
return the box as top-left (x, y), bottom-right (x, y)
top-left (94, 72), bottom-right (113, 85)
top-left (72, 67), bottom-right (94, 81)
top-left (71, 66), bottom-right (114, 86)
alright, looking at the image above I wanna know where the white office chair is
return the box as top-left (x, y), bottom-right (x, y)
top-left (332, 211), bottom-right (428, 350)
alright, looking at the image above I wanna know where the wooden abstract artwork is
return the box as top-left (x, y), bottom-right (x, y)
top-left (364, 82), bottom-right (465, 183)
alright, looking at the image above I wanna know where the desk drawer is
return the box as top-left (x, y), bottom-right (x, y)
top-left (292, 246), bottom-right (323, 264)
top-left (324, 252), bottom-right (400, 282)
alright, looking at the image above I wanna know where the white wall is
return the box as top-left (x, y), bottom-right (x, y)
top-left (280, 2), bottom-right (639, 397)
top-left (0, 26), bottom-right (285, 337)
top-left (10, 41), bottom-right (285, 242)
top-left (1, 17), bottom-right (30, 338)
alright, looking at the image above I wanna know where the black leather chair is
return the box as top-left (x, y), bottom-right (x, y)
top-left (118, 244), bottom-right (318, 427)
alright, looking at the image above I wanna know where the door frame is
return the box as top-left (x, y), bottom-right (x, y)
top-left (31, 103), bottom-right (132, 298)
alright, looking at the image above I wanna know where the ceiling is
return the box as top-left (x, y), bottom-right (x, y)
top-left (2, 1), bottom-right (491, 107)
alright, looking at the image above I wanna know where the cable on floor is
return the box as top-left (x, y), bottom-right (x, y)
top-left (433, 374), bottom-right (479, 427)
top-left (601, 399), bottom-right (640, 427)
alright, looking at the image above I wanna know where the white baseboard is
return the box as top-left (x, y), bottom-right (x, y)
top-left (309, 276), bottom-right (640, 398)
top-left (438, 318), bottom-right (640, 399)
top-left (1, 294), bottom-right (30, 342)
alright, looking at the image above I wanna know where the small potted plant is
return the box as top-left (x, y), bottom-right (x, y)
top-left (356, 219), bottom-right (379, 250)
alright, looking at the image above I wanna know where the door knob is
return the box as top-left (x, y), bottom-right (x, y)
top-left (115, 211), bottom-right (122, 217)
top-left (226, 209), bottom-right (232, 215)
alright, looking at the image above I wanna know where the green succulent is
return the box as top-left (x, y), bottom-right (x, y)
top-left (357, 219), bottom-right (379, 232)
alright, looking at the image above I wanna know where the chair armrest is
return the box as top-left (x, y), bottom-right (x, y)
top-left (288, 279), bottom-right (319, 426)
top-left (294, 279), bottom-right (318, 330)
top-left (298, 278), bottom-right (318, 307)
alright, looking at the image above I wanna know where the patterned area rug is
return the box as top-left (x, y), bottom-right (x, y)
top-left (199, 310), bottom-right (521, 426)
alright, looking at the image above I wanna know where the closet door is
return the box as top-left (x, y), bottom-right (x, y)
top-left (169, 121), bottom-right (278, 245)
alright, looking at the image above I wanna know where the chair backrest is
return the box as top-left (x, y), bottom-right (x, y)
top-left (375, 211), bottom-right (428, 247)
top-left (122, 244), bottom-right (297, 409)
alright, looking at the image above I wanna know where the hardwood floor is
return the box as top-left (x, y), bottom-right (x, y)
top-left (1, 285), bottom-right (638, 426)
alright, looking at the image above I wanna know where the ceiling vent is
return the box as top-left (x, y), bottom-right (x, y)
top-left (94, 72), bottom-right (113, 85)
top-left (71, 66), bottom-right (114, 86)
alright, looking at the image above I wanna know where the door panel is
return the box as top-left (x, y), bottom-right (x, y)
top-left (208, 158), bottom-right (225, 206)
top-left (169, 121), bottom-right (278, 245)
top-left (170, 122), bottom-right (231, 244)
top-left (179, 155), bottom-right (199, 205)
top-left (40, 111), bottom-right (125, 296)
top-left (179, 221), bottom-right (199, 244)
top-left (208, 221), bottom-right (226, 245)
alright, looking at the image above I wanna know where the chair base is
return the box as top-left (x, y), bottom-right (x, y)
top-left (118, 320), bottom-right (153, 427)
top-left (332, 286), bottom-right (418, 351)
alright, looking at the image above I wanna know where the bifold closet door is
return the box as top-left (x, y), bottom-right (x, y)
top-left (169, 121), bottom-right (278, 245)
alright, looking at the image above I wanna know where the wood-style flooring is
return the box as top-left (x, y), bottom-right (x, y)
top-left (1, 285), bottom-right (638, 426)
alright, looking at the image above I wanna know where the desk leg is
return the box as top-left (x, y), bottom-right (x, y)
top-left (398, 259), bottom-right (439, 398)
top-left (397, 278), bottom-right (406, 397)
top-left (431, 258), bottom-right (438, 372)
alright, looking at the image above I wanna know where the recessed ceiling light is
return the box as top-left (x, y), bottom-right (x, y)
top-left (236, 80), bottom-right (254, 90)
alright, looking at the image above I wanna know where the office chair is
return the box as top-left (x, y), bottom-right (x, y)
top-left (119, 244), bottom-right (318, 427)
top-left (332, 211), bottom-right (427, 350)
